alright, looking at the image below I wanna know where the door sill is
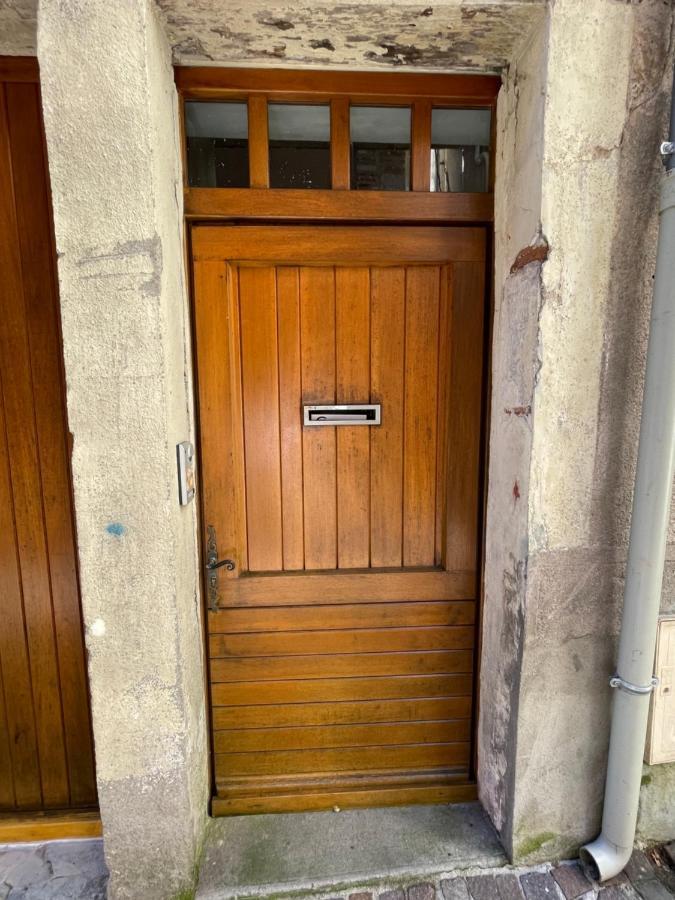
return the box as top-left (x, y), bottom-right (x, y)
top-left (0, 809), bottom-right (102, 843)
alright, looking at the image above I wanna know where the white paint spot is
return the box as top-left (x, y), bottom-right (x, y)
top-left (90, 618), bottom-right (106, 637)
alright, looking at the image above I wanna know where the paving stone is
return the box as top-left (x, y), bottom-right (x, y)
top-left (408, 884), bottom-right (436, 900)
top-left (631, 880), bottom-right (674, 900)
top-left (519, 872), bottom-right (560, 900)
top-left (0, 849), bottom-right (51, 890)
top-left (598, 885), bottom-right (642, 900)
top-left (496, 874), bottom-right (526, 900)
top-left (552, 864), bottom-right (594, 900)
top-left (441, 878), bottom-right (471, 900)
top-left (625, 851), bottom-right (656, 884)
top-left (380, 890), bottom-right (405, 900)
top-left (466, 875), bottom-right (501, 900)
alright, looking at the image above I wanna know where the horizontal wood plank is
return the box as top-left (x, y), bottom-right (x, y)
top-left (210, 649), bottom-right (473, 683)
top-left (209, 601), bottom-right (476, 634)
top-left (216, 741), bottom-right (470, 776)
top-left (212, 781), bottom-right (477, 815)
top-left (217, 570), bottom-right (475, 608)
top-left (0, 810), bottom-right (101, 842)
top-left (210, 625), bottom-right (475, 657)
top-left (214, 719), bottom-right (471, 753)
top-left (192, 226), bottom-right (485, 264)
top-left (176, 66), bottom-right (500, 102)
top-left (185, 189), bottom-right (493, 223)
top-left (212, 673), bottom-right (472, 706)
top-left (213, 696), bottom-right (473, 730)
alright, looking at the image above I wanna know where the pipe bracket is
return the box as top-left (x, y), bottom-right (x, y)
top-left (609, 674), bottom-right (659, 695)
top-left (660, 141), bottom-right (675, 159)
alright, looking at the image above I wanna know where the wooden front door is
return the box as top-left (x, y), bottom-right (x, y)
top-left (194, 224), bottom-right (486, 815)
top-left (0, 59), bottom-right (97, 816)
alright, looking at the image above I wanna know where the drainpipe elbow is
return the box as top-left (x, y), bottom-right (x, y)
top-left (579, 835), bottom-right (633, 883)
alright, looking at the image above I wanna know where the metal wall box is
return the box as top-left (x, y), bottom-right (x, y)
top-left (645, 616), bottom-right (675, 764)
top-left (303, 404), bottom-right (381, 426)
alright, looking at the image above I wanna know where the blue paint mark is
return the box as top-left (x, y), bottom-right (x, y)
top-left (106, 522), bottom-right (127, 537)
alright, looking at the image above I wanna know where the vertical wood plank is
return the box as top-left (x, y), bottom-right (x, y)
top-left (193, 261), bottom-right (247, 575)
top-left (239, 266), bottom-right (283, 571)
top-left (0, 654), bottom-right (15, 809)
top-left (336, 267), bottom-right (370, 569)
top-left (411, 100), bottom-right (432, 192)
top-left (403, 266), bottom-right (440, 566)
top-left (0, 85), bottom-right (69, 808)
top-left (435, 266), bottom-right (453, 567)
top-left (0, 369), bottom-right (41, 809)
top-left (370, 268), bottom-right (405, 568)
top-left (6, 82), bottom-right (96, 806)
top-left (301, 267), bottom-right (337, 569)
top-left (248, 95), bottom-right (269, 188)
top-left (445, 261), bottom-right (485, 574)
top-left (276, 267), bottom-right (304, 570)
top-left (330, 98), bottom-right (350, 190)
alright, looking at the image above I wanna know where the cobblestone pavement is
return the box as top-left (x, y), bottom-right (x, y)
top-left (312, 847), bottom-right (675, 900)
top-left (0, 841), bottom-right (672, 900)
top-left (0, 839), bottom-right (108, 899)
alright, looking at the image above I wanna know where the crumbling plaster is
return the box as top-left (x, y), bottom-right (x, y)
top-left (36, 1), bottom-right (208, 898)
top-left (1, 0), bottom-right (546, 71)
top-left (482, 0), bottom-right (675, 863)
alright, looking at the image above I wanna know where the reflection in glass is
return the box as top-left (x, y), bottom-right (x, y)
top-left (185, 101), bottom-right (249, 188)
top-left (268, 104), bottom-right (331, 189)
top-left (351, 107), bottom-right (411, 191)
top-left (430, 108), bottom-right (491, 193)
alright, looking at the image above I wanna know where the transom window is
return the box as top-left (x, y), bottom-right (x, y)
top-left (181, 74), bottom-right (495, 195)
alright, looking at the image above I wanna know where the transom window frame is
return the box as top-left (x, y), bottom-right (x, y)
top-left (176, 67), bottom-right (499, 224)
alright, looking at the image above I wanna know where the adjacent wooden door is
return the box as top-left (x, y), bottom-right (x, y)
top-left (193, 224), bottom-right (486, 815)
top-left (0, 60), bottom-right (97, 814)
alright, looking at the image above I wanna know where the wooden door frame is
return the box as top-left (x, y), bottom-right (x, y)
top-left (177, 65), bottom-right (497, 803)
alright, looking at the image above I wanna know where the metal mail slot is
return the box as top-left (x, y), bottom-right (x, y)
top-left (303, 404), bottom-right (381, 426)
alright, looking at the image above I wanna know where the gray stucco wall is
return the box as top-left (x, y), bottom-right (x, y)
top-left (482, 0), bottom-right (675, 862)
top-left (36, 1), bottom-right (209, 897)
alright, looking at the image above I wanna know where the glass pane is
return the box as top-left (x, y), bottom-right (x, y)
top-left (351, 107), bottom-right (411, 191)
top-left (268, 103), bottom-right (331, 189)
top-left (185, 101), bottom-right (249, 188)
top-left (430, 108), bottom-right (491, 193)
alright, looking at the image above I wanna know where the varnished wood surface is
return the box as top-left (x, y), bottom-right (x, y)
top-left (186, 189), bottom-right (494, 223)
top-left (0, 810), bottom-right (101, 843)
top-left (0, 64), bottom-right (96, 815)
top-left (194, 223), bottom-right (487, 813)
top-left (175, 66), bottom-right (500, 104)
top-left (193, 225), bottom-right (485, 263)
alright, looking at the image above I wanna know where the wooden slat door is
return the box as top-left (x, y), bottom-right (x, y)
top-left (0, 64), bottom-right (97, 813)
top-left (193, 224), bottom-right (486, 815)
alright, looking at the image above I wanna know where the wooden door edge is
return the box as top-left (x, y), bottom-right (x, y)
top-left (0, 809), bottom-right (102, 843)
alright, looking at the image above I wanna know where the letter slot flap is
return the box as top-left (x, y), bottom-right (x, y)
top-left (303, 404), bottom-right (381, 426)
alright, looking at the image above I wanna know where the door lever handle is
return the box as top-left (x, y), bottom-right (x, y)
top-left (204, 525), bottom-right (235, 613)
top-left (205, 557), bottom-right (235, 572)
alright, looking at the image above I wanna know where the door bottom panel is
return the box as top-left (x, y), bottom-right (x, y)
top-left (213, 770), bottom-right (477, 816)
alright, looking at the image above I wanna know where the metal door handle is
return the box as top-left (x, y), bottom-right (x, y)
top-left (304, 404), bottom-right (381, 426)
top-left (205, 557), bottom-right (235, 572)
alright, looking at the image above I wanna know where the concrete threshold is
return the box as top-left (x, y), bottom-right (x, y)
top-left (196, 802), bottom-right (507, 899)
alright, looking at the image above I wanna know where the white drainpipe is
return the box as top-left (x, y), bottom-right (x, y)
top-left (580, 92), bottom-right (675, 881)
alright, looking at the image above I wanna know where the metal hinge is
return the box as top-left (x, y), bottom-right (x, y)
top-left (205, 525), bottom-right (235, 613)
